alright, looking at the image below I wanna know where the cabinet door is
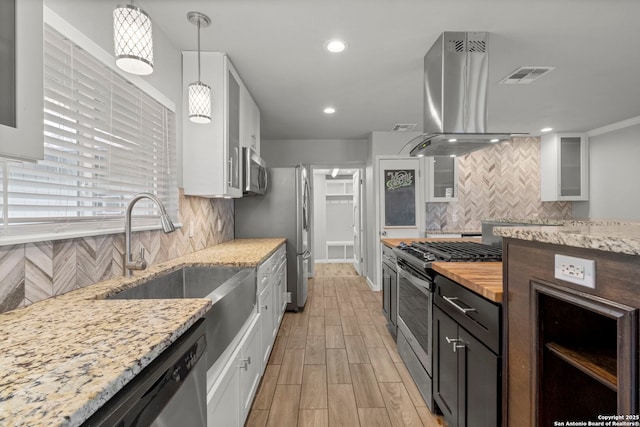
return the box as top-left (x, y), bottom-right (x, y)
top-left (382, 263), bottom-right (391, 321)
top-left (275, 261), bottom-right (286, 326)
top-left (240, 87), bottom-right (260, 153)
top-left (259, 282), bottom-right (275, 367)
top-left (389, 266), bottom-right (398, 329)
top-left (426, 156), bottom-right (458, 202)
top-left (540, 133), bottom-right (589, 201)
top-left (227, 63), bottom-right (242, 195)
top-left (0, 0), bottom-right (43, 162)
top-left (207, 346), bottom-right (241, 427)
top-left (433, 306), bottom-right (460, 426)
top-left (239, 315), bottom-right (262, 423)
top-left (459, 328), bottom-right (499, 427)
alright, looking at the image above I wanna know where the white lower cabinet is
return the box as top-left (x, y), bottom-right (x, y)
top-left (207, 245), bottom-right (287, 425)
top-left (207, 313), bottom-right (260, 427)
top-left (239, 315), bottom-right (262, 421)
top-left (207, 337), bottom-right (241, 427)
top-left (258, 281), bottom-right (275, 369)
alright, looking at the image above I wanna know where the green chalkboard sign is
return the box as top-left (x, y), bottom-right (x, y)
top-left (384, 169), bottom-right (416, 227)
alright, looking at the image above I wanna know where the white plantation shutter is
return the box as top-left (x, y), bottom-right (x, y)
top-left (0, 25), bottom-right (176, 241)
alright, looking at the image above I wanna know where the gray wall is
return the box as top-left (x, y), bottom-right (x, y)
top-left (261, 139), bottom-right (367, 167)
top-left (45, 0), bottom-right (185, 186)
top-left (573, 122), bottom-right (640, 220)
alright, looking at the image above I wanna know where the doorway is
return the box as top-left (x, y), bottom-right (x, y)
top-left (311, 166), bottom-right (364, 276)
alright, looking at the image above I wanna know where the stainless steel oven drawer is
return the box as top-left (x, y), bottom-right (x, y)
top-left (434, 274), bottom-right (501, 354)
top-left (397, 329), bottom-right (434, 411)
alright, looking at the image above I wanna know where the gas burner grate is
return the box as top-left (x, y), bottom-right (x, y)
top-left (411, 241), bottom-right (502, 262)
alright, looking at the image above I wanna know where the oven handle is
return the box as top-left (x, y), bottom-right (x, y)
top-left (442, 295), bottom-right (477, 314)
top-left (397, 264), bottom-right (433, 293)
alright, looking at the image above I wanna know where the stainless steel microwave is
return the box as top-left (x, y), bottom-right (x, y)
top-left (242, 147), bottom-right (268, 195)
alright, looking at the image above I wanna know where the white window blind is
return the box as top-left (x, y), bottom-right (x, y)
top-left (0, 25), bottom-right (177, 241)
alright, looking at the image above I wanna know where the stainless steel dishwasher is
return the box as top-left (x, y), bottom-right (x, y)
top-left (83, 320), bottom-right (207, 426)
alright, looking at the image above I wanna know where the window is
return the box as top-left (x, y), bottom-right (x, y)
top-left (0, 24), bottom-right (177, 243)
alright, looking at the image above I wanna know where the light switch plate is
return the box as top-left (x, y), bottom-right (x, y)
top-left (554, 254), bottom-right (595, 288)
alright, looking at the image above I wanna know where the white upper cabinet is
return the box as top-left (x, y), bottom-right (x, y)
top-left (0, 0), bottom-right (44, 162)
top-left (183, 52), bottom-right (244, 198)
top-left (540, 133), bottom-right (589, 201)
top-left (240, 87), bottom-right (260, 154)
top-left (425, 156), bottom-right (458, 202)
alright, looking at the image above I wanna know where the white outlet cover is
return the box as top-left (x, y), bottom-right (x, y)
top-left (554, 254), bottom-right (595, 288)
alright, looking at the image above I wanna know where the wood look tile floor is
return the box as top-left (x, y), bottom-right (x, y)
top-left (246, 264), bottom-right (445, 427)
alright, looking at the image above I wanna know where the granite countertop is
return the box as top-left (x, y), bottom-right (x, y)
top-left (493, 222), bottom-right (640, 256)
top-left (0, 238), bottom-right (286, 427)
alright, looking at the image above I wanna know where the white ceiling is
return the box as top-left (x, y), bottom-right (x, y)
top-left (54, 0), bottom-right (640, 141)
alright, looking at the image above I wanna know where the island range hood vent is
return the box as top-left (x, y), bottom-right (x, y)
top-left (410, 32), bottom-right (522, 157)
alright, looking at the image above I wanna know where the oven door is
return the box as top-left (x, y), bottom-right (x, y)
top-left (397, 263), bottom-right (433, 376)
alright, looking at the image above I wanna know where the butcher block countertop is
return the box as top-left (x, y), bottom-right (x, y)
top-left (431, 262), bottom-right (503, 303)
top-left (0, 238), bottom-right (285, 427)
top-left (381, 237), bottom-right (503, 304)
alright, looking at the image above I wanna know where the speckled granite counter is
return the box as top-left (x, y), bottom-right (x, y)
top-left (492, 222), bottom-right (640, 256)
top-left (0, 238), bottom-right (285, 427)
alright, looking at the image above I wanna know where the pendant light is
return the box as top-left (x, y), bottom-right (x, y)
top-left (187, 12), bottom-right (212, 124)
top-left (113, 2), bottom-right (154, 75)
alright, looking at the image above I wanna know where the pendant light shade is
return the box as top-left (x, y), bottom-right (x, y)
top-left (189, 82), bottom-right (212, 123)
top-left (187, 12), bottom-right (212, 124)
top-left (113, 3), bottom-right (154, 75)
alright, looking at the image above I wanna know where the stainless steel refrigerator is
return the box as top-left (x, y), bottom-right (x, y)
top-left (234, 165), bottom-right (311, 311)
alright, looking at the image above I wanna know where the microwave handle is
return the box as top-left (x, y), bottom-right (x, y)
top-left (261, 166), bottom-right (268, 191)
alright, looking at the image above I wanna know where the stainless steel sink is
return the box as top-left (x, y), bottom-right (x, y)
top-left (108, 266), bottom-right (251, 300)
top-left (109, 266), bottom-right (257, 369)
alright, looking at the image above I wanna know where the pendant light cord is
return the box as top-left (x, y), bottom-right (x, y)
top-left (197, 18), bottom-right (201, 82)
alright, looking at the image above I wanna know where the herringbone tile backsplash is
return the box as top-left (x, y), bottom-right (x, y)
top-left (0, 189), bottom-right (234, 313)
top-left (426, 137), bottom-right (572, 231)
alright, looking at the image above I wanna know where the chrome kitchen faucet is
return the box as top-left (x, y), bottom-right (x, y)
top-left (124, 193), bottom-right (176, 276)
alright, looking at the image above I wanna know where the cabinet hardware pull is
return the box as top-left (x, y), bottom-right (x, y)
top-left (445, 336), bottom-right (465, 353)
top-left (228, 158), bottom-right (233, 186)
top-left (442, 296), bottom-right (477, 314)
top-left (238, 357), bottom-right (251, 370)
top-left (261, 304), bottom-right (268, 311)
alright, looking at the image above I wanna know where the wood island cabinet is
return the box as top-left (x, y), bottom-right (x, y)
top-left (503, 238), bottom-right (639, 426)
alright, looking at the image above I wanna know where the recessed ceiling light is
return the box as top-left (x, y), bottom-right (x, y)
top-left (540, 127), bottom-right (553, 132)
top-left (449, 154), bottom-right (456, 158)
top-left (324, 39), bottom-right (347, 53)
top-left (490, 138), bottom-right (500, 143)
top-left (448, 138), bottom-right (457, 142)
top-left (324, 107), bottom-right (336, 114)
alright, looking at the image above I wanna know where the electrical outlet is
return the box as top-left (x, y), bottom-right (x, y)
top-left (286, 292), bottom-right (292, 303)
top-left (554, 254), bottom-right (595, 288)
top-left (217, 218), bottom-right (223, 232)
top-left (189, 220), bottom-right (194, 238)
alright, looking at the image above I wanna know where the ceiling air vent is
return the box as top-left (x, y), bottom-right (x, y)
top-left (391, 123), bottom-right (416, 132)
top-left (500, 66), bottom-right (555, 84)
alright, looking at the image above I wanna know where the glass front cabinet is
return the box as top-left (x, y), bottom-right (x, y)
top-left (425, 156), bottom-right (458, 202)
top-left (540, 133), bottom-right (589, 201)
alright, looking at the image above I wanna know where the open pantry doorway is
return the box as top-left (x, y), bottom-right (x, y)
top-left (311, 166), bottom-right (364, 276)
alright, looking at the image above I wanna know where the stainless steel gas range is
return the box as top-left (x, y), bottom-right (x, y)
top-left (393, 241), bottom-right (502, 411)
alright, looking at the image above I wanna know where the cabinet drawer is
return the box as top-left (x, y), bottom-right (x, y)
top-left (434, 274), bottom-right (501, 354)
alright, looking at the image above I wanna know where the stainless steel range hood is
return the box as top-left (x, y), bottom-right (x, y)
top-left (410, 32), bottom-right (518, 157)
